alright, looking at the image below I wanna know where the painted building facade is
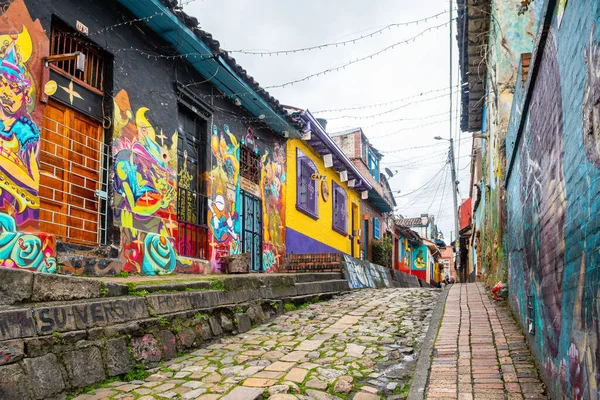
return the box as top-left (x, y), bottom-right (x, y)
top-left (285, 111), bottom-right (371, 256)
top-left (0, 0), bottom-right (302, 275)
top-left (457, 0), bottom-right (538, 287)
top-left (503, 0), bottom-right (600, 397)
top-left (330, 127), bottom-right (396, 262)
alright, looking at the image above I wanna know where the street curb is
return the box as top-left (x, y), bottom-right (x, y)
top-left (407, 284), bottom-right (451, 400)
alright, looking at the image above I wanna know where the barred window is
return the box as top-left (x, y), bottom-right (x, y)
top-left (240, 145), bottom-right (261, 184)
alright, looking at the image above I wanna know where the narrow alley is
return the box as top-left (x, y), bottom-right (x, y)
top-left (426, 284), bottom-right (546, 399)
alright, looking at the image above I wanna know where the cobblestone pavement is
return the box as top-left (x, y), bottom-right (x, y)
top-left (426, 283), bottom-right (547, 399)
top-left (73, 288), bottom-right (439, 400)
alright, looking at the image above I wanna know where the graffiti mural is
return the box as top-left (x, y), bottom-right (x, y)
top-left (505, 5), bottom-right (600, 396)
top-left (0, 0), bottom-right (48, 232)
top-left (343, 255), bottom-right (391, 289)
top-left (113, 90), bottom-right (178, 275)
top-left (207, 123), bottom-right (241, 272)
top-left (261, 140), bottom-right (285, 272)
top-left (207, 123), bottom-right (286, 273)
top-left (0, 210), bottom-right (55, 272)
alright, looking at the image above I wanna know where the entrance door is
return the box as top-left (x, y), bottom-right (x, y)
top-left (40, 100), bottom-right (105, 245)
top-left (241, 191), bottom-right (262, 272)
top-left (176, 105), bottom-right (208, 259)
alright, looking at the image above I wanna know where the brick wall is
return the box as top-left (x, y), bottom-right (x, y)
top-left (505, 1), bottom-right (600, 398)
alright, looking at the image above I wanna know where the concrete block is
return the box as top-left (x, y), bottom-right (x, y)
top-left (220, 314), bottom-right (234, 331)
top-left (194, 320), bottom-right (212, 341)
top-left (0, 268), bottom-right (33, 305)
top-left (64, 346), bottom-right (105, 388)
top-left (107, 337), bottom-right (131, 376)
top-left (24, 353), bottom-right (65, 399)
top-left (156, 330), bottom-right (177, 360)
top-left (235, 313), bottom-right (252, 333)
top-left (146, 291), bottom-right (220, 315)
top-left (0, 339), bottom-right (24, 365)
top-left (0, 363), bottom-right (31, 399)
top-left (0, 309), bottom-right (36, 340)
top-left (32, 273), bottom-right (101, 302)
top-left (103, 282), bottom-right (128, 297)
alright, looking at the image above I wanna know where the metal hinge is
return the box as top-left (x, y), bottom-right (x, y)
top-left (95, 190), bottom-right (108, 200)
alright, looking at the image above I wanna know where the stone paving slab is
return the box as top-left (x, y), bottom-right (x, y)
top-left (424, 283), bottom-right (547, 399)
top-left (72, 288), bottom-right (439, 399)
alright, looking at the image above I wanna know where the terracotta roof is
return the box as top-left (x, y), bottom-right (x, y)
top-left (397, 217), bottom-right (428, 227)
top-left (158, 0), bottom-right (302, 132)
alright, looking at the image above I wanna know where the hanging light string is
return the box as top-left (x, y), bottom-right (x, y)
top-left (313, 85), bottom-right (458, 113)
top-left (229, 10), bottom-right (454, 56)
top-left (325, 94), bottom-right (454, 121)
top-left (264, 20), bottom-right (453, 89)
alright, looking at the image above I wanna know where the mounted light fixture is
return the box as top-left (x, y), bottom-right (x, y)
top-left (258, 114), bottom-right (265, 120)
top-left (473, 133), bottom-right (488, 139)
top-left (44, 51), bottom-right (85, 72)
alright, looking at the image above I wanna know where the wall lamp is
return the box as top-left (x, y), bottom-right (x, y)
top-left (44, 51), bottom-right (85, 72)
top-left (473, 133), bottom-right (488, 139)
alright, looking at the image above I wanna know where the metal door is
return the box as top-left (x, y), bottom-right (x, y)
top-left (241, 191), bottom-right (263, 272)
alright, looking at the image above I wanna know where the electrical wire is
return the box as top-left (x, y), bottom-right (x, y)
top-left (264, 20), bottom-right (454, 89)
top-left (314, 85), bottom-right (458, 113)
top-left (229, 10), bottom-right (454, 56)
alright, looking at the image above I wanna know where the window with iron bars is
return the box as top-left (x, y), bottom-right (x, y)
top-left (240, 145), bottom-right (261, 184)
top-left (50, 23), bottom-right (105, 92)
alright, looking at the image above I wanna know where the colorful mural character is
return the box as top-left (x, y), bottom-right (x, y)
top-left (0, 24), bottom-right (40, 228)
top-left (112, 90), bottom-right (178, 275)
top-left (583, 24), bottom-right (600, 168)
top-left (0, 210), bottom-right (55, 272)
top-left (261, 140), bottom-right (286, 272)
top-left (208, 123), bottom-right (241, 271)
top-left (413, 249), bottom-right (426, 269)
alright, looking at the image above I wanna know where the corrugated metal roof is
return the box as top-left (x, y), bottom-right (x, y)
top-left (397, 217), bottom-right (428, 227)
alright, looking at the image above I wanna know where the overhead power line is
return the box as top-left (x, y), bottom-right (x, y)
top-left (314, 85), bottom-right (458, 113)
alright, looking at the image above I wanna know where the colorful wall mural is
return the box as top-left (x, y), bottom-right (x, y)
top-left (207, 123), bottom-right (286, 273)
top-left (112, 89), bottom-right (178, 275)
top-left (0, 0), bottom-right (55, 272)
top-left (343, 254), bottom-right (391, 289)
top-left (505, 2), bottom-right (600, 397)
top-left (411, 244), bottom-right (427, 282)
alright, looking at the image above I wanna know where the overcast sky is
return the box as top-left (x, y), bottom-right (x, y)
top-left (185, 0), bottom-right (473, 243)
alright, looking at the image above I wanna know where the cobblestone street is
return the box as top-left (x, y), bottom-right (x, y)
top-left (72, 288), bottom-right (439, 400)
top-left (426, 283), bottom-right (547, 399)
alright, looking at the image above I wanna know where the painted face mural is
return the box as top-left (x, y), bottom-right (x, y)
top-left (113, 90), bottom-right (178, 275)
top-left (0, 24), bottom-right (40, 227)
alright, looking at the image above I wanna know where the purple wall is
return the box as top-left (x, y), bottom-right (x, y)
top-left (285, 227), bottom-right (342, 255)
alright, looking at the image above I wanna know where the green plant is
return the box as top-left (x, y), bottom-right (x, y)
top-left (158, 316), bottom-right (169, 327)
top-left (209, 280), bottom-right (225, 291)
top-left (235, 306), bottom-right (244, 314)
top-left (99, 281), bottom-right (107, 297)
top-left (124, 364), bottom-right (150, 381)
top-left (52, 331), bottom-right (65, 345)
top-left (283, 303), bottom-right (297, 312)
top-left (114, 271), bottom-right (130, 278)
top-left (372, 235), bottom-right (393, 268)
top-left (194, 313), bottom-right (209, 320)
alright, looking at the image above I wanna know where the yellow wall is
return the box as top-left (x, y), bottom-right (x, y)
top-left (286, 139), bottom-right (361, 255)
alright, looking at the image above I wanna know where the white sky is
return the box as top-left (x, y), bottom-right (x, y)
top-left (185, 0), bottom-right (473, 243)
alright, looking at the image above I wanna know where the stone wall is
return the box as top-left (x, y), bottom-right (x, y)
top-left (504, 1), bottom-right (600, 398)
top-left (0, 269), bottom-right (350, 399)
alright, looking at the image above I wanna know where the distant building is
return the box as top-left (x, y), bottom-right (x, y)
top-left (330, 128), bottom-right (396, 264)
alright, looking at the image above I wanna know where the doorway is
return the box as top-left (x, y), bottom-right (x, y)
top-left (40, 100), bottom-right (107, 245)
top-left (241, 190), bottom-right (263, 272)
